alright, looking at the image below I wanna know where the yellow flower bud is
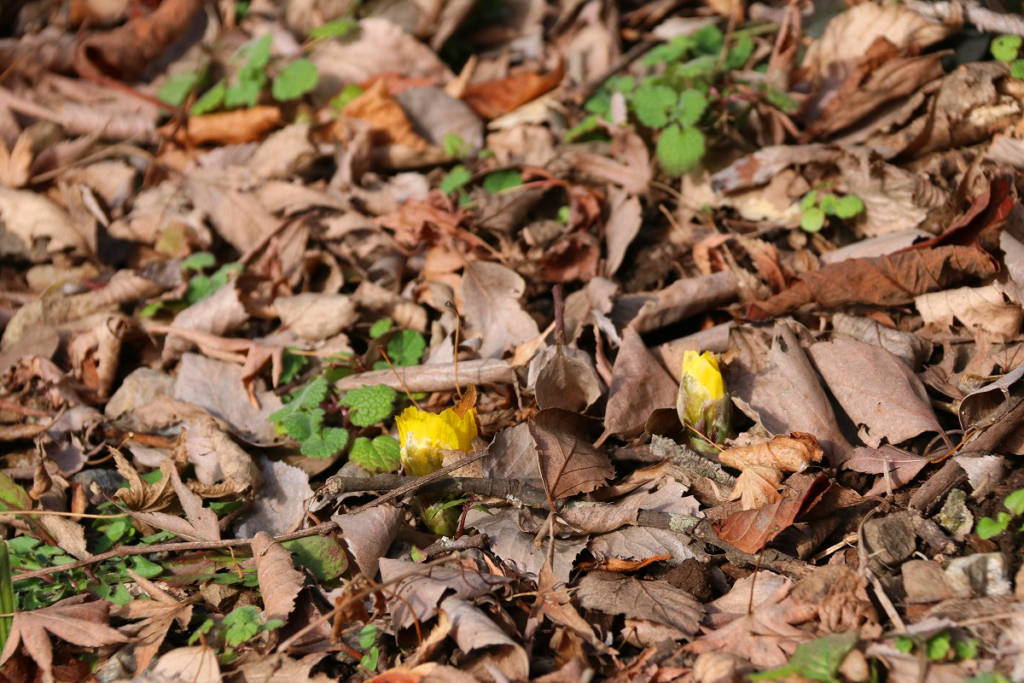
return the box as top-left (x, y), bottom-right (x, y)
top-left (678, 350), bottom-right (731, 453)
top-left (682, 350), bottom-right (725, 401)
top-left (395, 406), bottom-right (478, 477)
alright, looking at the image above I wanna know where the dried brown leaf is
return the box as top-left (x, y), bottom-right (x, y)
top-left (378, 558), bottom-right (511, 629)
top-left (533, 346), bottom-right (602, 413)
top-left (130, 466), bottom-right (220, 542)
top-left (686, 580), bottom-right (816, 667)
top-left (916, 285), bottom-right (1023, 342)
top-left (604, 189), bottom-right (642, 277)
top-left (111, 451), bottom-right (176, 512)
top-left (530, 408), bottom-right (613, 501)
top-left (461, 261), bottom-right (540, 358)
top-left (275, 293), bottom-right (359, 342)
top-left (161, 107), bottom-right (282, 146)
top-left (0, 595), bottom-right (128, 683)
top-left (333, 505), bottom-right (401, 578)
top-left (600, 327), bottom-right (678, 442)
top-left (342, 80), bottom-right (430, 151)
top-left (461, 63), bottom-right (564, 120)
top-left (714, 474), bottom-right (831, 553)
top-left (747, 246), bottom-right (997, 321)
top-left (466, 507), bottom-right (587, 584)
top-left (719, 433), bottom-right (824, 510)
top-left (575, 572), bottom-right (702, 637)
top-left (148, 646), bottom-right (221, 683)
top-left (809, 338), bottom-right (946, 448)
top-left (117, 570), bottom-right (193, 673)
top-left (252, 532), bottom-right (304, 623)
top-left (440, 596), bottom-right (529, 681)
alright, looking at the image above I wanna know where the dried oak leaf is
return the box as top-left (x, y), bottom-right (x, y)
top-left (719, 433), bottom-right (823, 510)
top-left (686, 580), bottom-right (816, 667)
top-left (575, 571), bottom-right (702, 638)
top-left (116, 571), bottom-right (193, 673)
top-left (530, 408), bottom-right (613, 501)
top-left (746, 246), bottom-right (996, 321)
top-left (0, 595), bottom-right (129, 683)
top-left (252, 532), bottom-right (305, 624)
top-left (714, 473), bottom-right (831, 554)
top-left (130, 466), bottom-right (220, 542)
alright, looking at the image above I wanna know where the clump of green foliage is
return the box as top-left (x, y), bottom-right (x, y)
top-left (190, 605), bottom-right (282, 663)
top-left (571, 24), bottom-right (786, 176)
top-left (141, 252), bottom-right (242, 318)
top-left (975, 488), bottom-right (1024, 539)
top-left (269, 319), bottom-right (426, 468)
top-left (749, 632), bottom-right (859, 683)
top-left (895, 629), bottom-right (980, 664)
top-left (991, 35), bottom-right (1024, 80)
top-left (159, 24), bottom-right (350, 113)
top-left (799, 190), bottom-right (865, 233)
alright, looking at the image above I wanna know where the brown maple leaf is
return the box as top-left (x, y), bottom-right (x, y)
top-left (115, 571), bottom-right (193, 673)
top-left (686, 581), bottom-right (816, 667)
top-left (0, 595), bottom-right (129, 683)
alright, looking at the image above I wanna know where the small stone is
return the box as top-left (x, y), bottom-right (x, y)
top-left (863, 511), bottom-right (916, 570)
top-left (902, 559), bottom-right (966, 603)
top-left (70, 468), bottom-right (124, 505)
top-left (944, 553), bottom-right (1012, 597)
top-left (936, 488), bottom-right (973, 540)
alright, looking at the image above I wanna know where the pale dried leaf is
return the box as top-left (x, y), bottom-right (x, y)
top-left (601, 327), bottom-right (678, 441)
top-left (532, 345), bottom-right (602, 413)
top-left (916, 285), bottom-right (1023, 342)
top-left (333, 505), bottom-right (401, 578)
top-left (576, 572), bottom-right (702, 637)
top-left (461, 261), bottom-right (540, 358)
top-left (530, 408), bottom-right (613, 501)
top-left (275, 293), bottom-right (358, 342)
top-left (252, 531), bottom-right (304, 623)
top-left (466, 507), bottom-right (587, 584)
top-left (236, 459), bottom-right (312, 538)
top-left (130, 466), bottom-right (220, 542)
top-left (117, 570), bottom-right (193, 673)
top-left (378, 558), bottom-right (512, 629)
top-left (147, 646), bottom-right (221, 683)
top-left (440, 597), bottom-right (529, 681)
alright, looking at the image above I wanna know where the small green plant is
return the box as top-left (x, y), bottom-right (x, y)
top-left (975, 488), bottom-right (1024, 539)
top-left (799, 190), bottom-right (865, 233)
top-left (895, 630), bottom-right (979, 663)
top-left (141, 254), bottom-right (242, 318)
top-left (991, 34), bottom-right (1024, 79)
top-left (160, 34), bottom-right (320, 113)
top-left (0, 541), bottom-right (14, 655)
top-left (190, 605), bottom-right (282, 663)
top-left (579, 24), bottom-right (758, 176)
top-left (443, 133), bottom-right (470, 158)
top-left (370, 319), bottom-right (426, 369)
top-left (359, 624), bottom-right (380, 671)
top-left (439, 165), bottom-right (523, 201)
top-left (749, 632), bottom-right (858, 683)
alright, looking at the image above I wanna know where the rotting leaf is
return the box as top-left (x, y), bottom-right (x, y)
top-left (719, 433), bottom-right (823, 509)
top-left (252, 532), bottom-right (304, 624)
top-left (715, 474), bottom-right (831, 554)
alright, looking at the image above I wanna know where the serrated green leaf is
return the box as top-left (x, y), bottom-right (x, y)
top-left (565, 115), bottom-right (603, 142)
top-left (349, 435), bottom-right (401, 473)
top-left (954, 638), bottom-right (979, 661)
top-left (158, 70), bottom-right (205, 107)
top-left (272, 59), bottom-right (319, 101)
top-left (1005, 488), bottom-right (1024, 515)
top-left (1012, 59), bottom-right (1024, 80)
top-left (676, 89), bottom-right (707, 127)
top-left (181, 252), bottom-right (216, 272)
top-left (440, 165), bottom-right (472, 194)
top-left (225, 77), bottom-right (262, 109)
top-left (800, 191), bottom-right (818, 211)
top-left (301, 427), bottom-right (349, 459)
top-left (656, 124), bottom-right (704, 176)
top-left (750, 632), bottom-right (858, 683)
top-left (642, 36), bottom-right (692, 66)
top-left (976, 513), bottom-right (1011, 539)
top-left (584, 90), bottom-right (612, 116)
top-left (386, 329), bottom-right (426, 367)
top-left (271, 376), bottom-right (331, 428)
top-left (443, 133), bottom-right (468, 158)
top-left (191, 81), bottom-right (226, 115)
top-left (223, 606), bottom-right (262, 647)
top-left (278, 350), bottom-right (308, 385)
top-left (242, 34), bottom-right (273, 69)
top-left (369, 319), bottom-right (393, 339)
top-left (330, 84), bottom-right (364, 110)
top-left (927, 631), bottom-right (951, 661)
top-left (482, 169), bottom-right (523, 194)
top-left (693, 24), bottom-right (724, 56)
top-left (282, 408), bottom-right (322, 441)
top-left (633, 85), bottom-right (677, 129)
top-left (819, 193), bottom-right (839, 216)
top-left (801, 207), bottom-right (826, 233)
top-left (308, 18), bottom-right (358, 39)
top-left (835, 195), bottom-right (865, 219)
top-left (605, 75), bottom-right (636, 94)
top-left (131, 556), bottom-right (164, 579)
top-left (726, 34), bottom-right (754, 70)
top-left (339, 384), bottom-right (397, 427)
top-left (281, 535), bottom-right (348, 581)
top-left (992, 35), bottom-right (1022, 62)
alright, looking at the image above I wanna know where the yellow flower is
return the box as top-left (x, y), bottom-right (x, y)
top-left (682, 350), bottom-right (724, 400)
top-left (395, 406), bottom-right (478, 477)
